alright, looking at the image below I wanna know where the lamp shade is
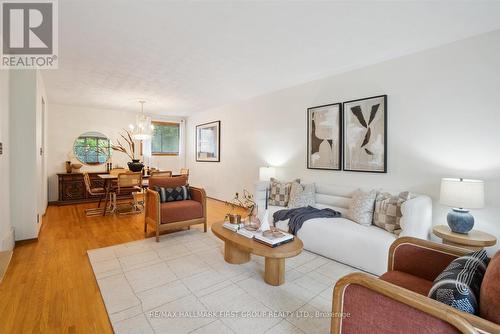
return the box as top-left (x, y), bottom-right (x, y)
top-left (259, 166), bottom-right (276, 181)
top-left (440, 178), bottom-right (484, 209)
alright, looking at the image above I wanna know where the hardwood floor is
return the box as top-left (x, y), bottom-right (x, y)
top-left (0, 198), bottom-right (242, 334)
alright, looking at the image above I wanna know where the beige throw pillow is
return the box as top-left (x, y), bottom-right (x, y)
top-left (373, 191), bottom-right (413, 235)
top-left (268, 178), bottom-right (300, 207)
top-left (288, 183), bottom-right (316, 208)
top-left (347, 189), bottom-right (378, 226)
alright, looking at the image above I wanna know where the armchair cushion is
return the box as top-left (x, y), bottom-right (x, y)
top-left (428, 249), bottom-right (488, 315)
top-left (380, 271), bottom-right (433, 296)
top-left (154, 185), bottom-right (191, 202)
top-left (480, 251), bottom-right (500, 324)
top-left (160, 200), bottom-right (203, 224)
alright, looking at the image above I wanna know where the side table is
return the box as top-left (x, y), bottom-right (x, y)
top-left (432, 225), bottom-right (497, 251)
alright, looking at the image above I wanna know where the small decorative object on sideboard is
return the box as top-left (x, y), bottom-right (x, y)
top-left (65, 161), bottom-right (72, 173)
top-left (71, 163), bottom-right (83, 172)
top-left (111, 129), bottom-right (144, 172)
top-left (440, 178), bottom-right (484, 234)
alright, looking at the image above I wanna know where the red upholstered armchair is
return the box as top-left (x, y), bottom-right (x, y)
top-left (331, 237), bottom-right (500, 334)
top-left (145, 175), bottom-right (207, 241)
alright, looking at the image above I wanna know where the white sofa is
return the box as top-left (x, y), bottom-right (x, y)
top-left (255, 181), bottom-right (432, 275)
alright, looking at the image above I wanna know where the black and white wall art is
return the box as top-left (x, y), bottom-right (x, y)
top-left (343, 95), bottom-right (387, 173)
top-left (307, 103), bottom-right (342, 170)
top-left (196, 120), bottom-right (221, 162)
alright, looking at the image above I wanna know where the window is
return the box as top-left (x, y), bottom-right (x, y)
top-left (73, 131), bottom-right (111, 165)
top-left (151, 121), bottom-right (180, 155)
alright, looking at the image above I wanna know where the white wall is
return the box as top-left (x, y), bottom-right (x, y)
top-left (187, 30), bottom-right (500, 253)
top-left (36, 72), bottom-right (49, 216)
top-left (47, 104), bottom-right (187, 202)
top-left (0, 70), bottom-right (14, 251)
top-left (9, 70), bottom-right (41, 240)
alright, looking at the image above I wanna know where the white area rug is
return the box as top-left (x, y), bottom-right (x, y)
top-left (87, 228), bottom-right (359, 334)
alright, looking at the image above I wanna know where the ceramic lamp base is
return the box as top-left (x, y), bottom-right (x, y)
top-left (447, 208), bottom-right (474, 234)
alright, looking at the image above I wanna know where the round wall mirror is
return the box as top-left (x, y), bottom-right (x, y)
top-left (73, 131), bottom-right (112, 165)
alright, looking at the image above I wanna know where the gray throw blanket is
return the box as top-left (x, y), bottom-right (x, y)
top-left (273, 206), bottom-right (341, 235)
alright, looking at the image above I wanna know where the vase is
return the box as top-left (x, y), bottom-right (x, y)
top-left (128, 159), bottom-right (144, 172)
top-left (244, 214), bottom-right (262, 231)
top-left (65, 161), bottom-right (72, 173)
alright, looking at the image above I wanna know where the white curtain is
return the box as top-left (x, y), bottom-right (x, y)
top-left (141, 138), bottom-right (152, 166)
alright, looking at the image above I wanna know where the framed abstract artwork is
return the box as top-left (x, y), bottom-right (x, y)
top-left (196, 120), bottom-right (221, 162)
top-left (343, 95), bottom-right (387, 173)
top-left (307, 103), bottom-right (342, 170)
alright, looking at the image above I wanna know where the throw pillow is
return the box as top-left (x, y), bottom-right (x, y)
top-left (373, 191), bottom-right (413, 235)
top-left (268, 178), bottom-right (300, 207)
top-left (428, 250), bottom-right (489, 315)
top-left (154, 185), bottom-right (191, 203)
top-left (347, 189), bottom-right (378, 226)
top-left (288, 183), bottom-right (316, 208)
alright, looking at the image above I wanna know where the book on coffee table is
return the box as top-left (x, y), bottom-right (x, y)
top-left (253, 231), bottom-right (294, 248)
top-left (236, 228), bottom-right (256, 239)
top-left (222, 222), bottom-right (244, 232)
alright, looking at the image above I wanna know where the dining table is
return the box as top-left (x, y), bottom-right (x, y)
top-left (97, 173), bottom-right (180, 216)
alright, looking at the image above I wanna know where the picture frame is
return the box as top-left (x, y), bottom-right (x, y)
top-left (196, 120), bottom-right (221, 162)
top-left (343, 95), bottom-right (387, 173)
top-left (307, 103), bottom-right (342, 170)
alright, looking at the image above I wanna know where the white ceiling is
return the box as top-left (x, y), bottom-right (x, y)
top-left (43, 0), bottom-right (500, 116)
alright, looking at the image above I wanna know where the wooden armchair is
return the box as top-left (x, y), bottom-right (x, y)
top-left (144, 175), bottom-right (207, 241)
top-left (332, 237), bottom-right (500, 334)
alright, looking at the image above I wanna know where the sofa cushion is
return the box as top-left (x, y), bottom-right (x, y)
top-left (149, 175), bottom-right (187, 189)
top-left (160, 200), bottom-right (203, 224)
top-left (428, 249), bottom-right (489, 315)
top-left (347, 189), bottom-right (378, 226)
top-left (380, 270), bottom-right (433, 296)
top-left (288, 183), bottom-right (316, 208)
top-left (373, 191), bottom-right (413, 235)
top-left (268, 178), bottom-right (299, 207)
top-left (480, 251), bottom-right (500, 324)
top-left (297, 216), bottom-right (396, 275)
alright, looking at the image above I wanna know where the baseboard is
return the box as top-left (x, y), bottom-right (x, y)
top-left (0, 227), bottom-right (15, 252)
top-left (0, 250), bottom-right (13, 283)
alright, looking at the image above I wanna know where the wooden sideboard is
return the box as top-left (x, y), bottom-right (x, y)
top-left (56, 172), bottom-right (133, 205)
top-left (57, 172), bottom-right (104, 205)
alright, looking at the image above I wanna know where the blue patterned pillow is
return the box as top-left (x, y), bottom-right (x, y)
top-left (428, 250), bottom-right (489, 314)
top-left (154, 185), bottom-right (191, 203)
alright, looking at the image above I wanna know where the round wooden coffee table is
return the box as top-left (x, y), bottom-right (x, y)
top-left (211, 221), bottom-right (303, 286)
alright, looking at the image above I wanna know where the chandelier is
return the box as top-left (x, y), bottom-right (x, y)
top-left (130, 100), bottom-right (152, 140)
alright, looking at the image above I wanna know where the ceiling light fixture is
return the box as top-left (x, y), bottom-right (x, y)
top-left (131, 100), bottom-right (153, 140)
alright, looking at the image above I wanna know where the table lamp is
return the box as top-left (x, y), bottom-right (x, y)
top-left (439, 178), bottom-right (484, 234)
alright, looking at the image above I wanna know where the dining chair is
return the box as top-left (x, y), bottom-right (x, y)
top-left (150, 170), bottom-right (172, 177)
top-left (116, 172), bottom-right (144, 214)
top-left (83, 172), bottom-right (109, 216)
top-left (180, 168), bottom-right (189, 180)
top-left (109, 168), bottom-right (127, 176)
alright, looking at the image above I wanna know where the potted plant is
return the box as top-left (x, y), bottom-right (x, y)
top-left (111, 129), bottom-right (144, 172)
